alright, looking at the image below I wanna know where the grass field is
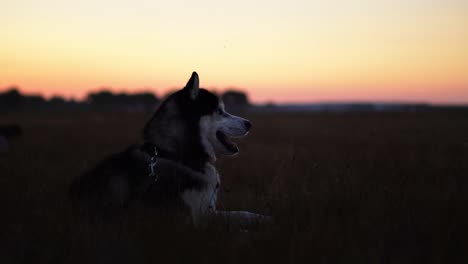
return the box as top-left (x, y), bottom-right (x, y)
top-left (1, 111), bottom-right (468, 263)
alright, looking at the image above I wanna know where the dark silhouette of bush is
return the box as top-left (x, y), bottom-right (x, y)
top-left (87, 90), bottom-right (116, 106)
top-left (0, 88), bottom-right (23, 109)
top-left (0, 87), bottom-right (46, 110)
top-left (87, 90), bottom-right (159, 111)
top-left (0, 88), bottom-right (160, 112)
top-left (222, 90), bottom-right (250, 112)
top-left (48, 96), bottom-right (67, 106)
top-left (23, 95), bottom-right (46, 107)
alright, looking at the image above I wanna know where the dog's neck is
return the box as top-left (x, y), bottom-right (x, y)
top-left (140, 141), bottom-right (213, 173)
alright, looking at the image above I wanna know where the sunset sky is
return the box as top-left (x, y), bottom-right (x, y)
top-left (1, 0), bottom-right (467, 103)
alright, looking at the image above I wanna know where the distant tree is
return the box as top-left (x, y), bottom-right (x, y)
top-left (222, 90), bottom-right (250, 111)
top-left (46, 96), bottom-right (68, 110)
top-left (0, 88), bottom-right (23, 109)
top-left (265, 102), bottom-right (276, 108)
top-left (23, 94), bottom-right (46, 107)
top-left (0, 87), bottom-right (161, 112)
top-left (0, 88), bottom-right (46, 110)
top-left (87, 90), bottom-right (115, 106)
top-left (87, 90), bottom-right (159, 111)
top-left (128, 92), bottom-right (159, 105)
top-left (49, 96), bottom-right (66, 105)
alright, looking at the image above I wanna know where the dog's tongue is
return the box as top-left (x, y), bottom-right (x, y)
top-left (216, 131), bottom-right (238, 153)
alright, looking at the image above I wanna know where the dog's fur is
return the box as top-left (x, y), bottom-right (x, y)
top-left (70, 72), bottom-right (268, 227)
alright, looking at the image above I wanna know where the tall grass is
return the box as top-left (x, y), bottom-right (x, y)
top-left (1, 112), bottom-right (467, 263)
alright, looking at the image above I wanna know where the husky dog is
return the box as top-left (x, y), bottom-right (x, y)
top-left (71, 72), bottom-right (268, 227)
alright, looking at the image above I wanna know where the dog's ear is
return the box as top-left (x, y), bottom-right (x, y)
top-left (183, 72), bottom-right (199, 100)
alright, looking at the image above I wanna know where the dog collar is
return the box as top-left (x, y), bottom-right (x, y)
top-left (147, 145), bottom-right (159, 182)
top-left (140, 142), bottom-right (208, 173)
top-left (141, 142), bottom-right (180, 180)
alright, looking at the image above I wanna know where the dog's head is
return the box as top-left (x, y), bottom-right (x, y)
top-left (144, 72), bottom-right (251, 162)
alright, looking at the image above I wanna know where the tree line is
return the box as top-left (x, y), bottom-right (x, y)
top-left (0, 87), bottom-right (250, 112)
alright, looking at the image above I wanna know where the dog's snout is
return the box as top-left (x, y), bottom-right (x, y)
top-left (244, 120), bottom-right (252, 130)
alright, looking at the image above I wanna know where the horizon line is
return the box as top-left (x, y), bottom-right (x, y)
top-left (1, 85), bottom-right (468, 107)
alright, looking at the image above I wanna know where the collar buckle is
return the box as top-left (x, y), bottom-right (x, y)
top-left (148, 146), bottom-right (159, 182)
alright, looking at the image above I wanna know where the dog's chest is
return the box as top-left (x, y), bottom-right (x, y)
top-left (181, 163), bottom-right (220, 219)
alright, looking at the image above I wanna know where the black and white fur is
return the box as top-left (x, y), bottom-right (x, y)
top-left (70, 72), bottom-right (268, 227)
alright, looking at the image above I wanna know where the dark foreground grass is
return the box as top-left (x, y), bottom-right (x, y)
top-left (1, 111), bottom-right (468, 263)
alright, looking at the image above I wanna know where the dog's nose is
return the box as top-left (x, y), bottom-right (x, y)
top-left (244, 120), bottom-right (252, 130)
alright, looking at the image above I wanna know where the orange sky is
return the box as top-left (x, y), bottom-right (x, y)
top-left (1, 0), bottom-right (467, 103)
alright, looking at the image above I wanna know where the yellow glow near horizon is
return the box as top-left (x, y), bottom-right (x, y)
top-left (1, 0), bottom-right (467, 103)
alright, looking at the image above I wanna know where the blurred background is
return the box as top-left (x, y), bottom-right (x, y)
top-left (1, 0), bottom-right (467, 107)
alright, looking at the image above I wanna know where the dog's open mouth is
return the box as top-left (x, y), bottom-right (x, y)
top-left (216, 130), bottom-right (239, 153)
